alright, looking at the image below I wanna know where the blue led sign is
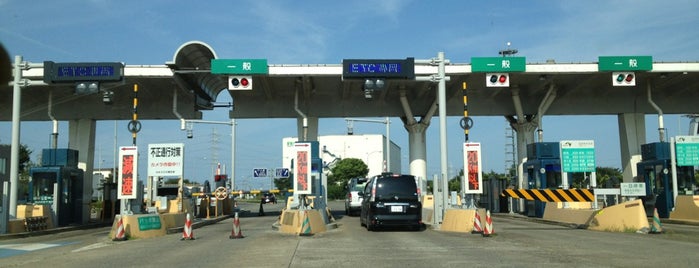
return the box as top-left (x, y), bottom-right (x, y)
top-left (342, 58), bottom-right (415, 79)
top-left (44, 61), bottom-right (124, 83)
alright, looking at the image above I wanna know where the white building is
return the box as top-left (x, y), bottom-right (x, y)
top-left (282, 134), bottom-right (401, 178)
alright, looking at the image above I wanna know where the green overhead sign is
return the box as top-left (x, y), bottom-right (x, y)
top-left (560, 140), bottom-right (596, 173)
top-left (598, 56), bottom-right (652, 71)
top-left (211, 59), bottom-right (268, 74)
top-left (471, 57), bottom-right (526, 72)
top-left (675, 136), bottom-right (699, 166)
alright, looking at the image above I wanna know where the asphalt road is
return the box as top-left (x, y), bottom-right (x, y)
top-left (1, 200), bottom-right (698, 267)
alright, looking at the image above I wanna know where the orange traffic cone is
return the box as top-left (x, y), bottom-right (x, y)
top-left (113, 216), bottom-right (126, 241)
top-left (181, 213), bottom-right (195, 240)
top-left (483, 210), bottom-right (494, 237)
top-left (229, 212), bottom-right (244, 239)
top-left (472, 210), bottom-right (483, 234)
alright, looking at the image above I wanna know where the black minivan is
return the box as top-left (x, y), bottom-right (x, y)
top-left (359, 173), bottom-right (422, 231)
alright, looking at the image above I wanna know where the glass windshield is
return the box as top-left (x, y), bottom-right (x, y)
top-left (375, 176), bottom-right (417, 200)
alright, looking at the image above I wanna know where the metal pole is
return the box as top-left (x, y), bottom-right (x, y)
top-left (231, 118), bottom-right (236, 191)
top-left (437, 52), bottom-right (449, 219)
top-left (9, 55), bottom-right (23, 219)
top-left (670, 137), bottom-right (678, 210)
top-left (386, 117), bottom-right (390, 173)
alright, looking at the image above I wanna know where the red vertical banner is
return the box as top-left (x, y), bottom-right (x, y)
top-left (463, 142), bottom-right (483, 194)
top-left (293, 143), bottom-right (312, 194)
top-left (118, 146), bottom-right (138, 199)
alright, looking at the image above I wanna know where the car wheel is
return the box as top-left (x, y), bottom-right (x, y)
top-left (365, 216), bottom-right (373, 231)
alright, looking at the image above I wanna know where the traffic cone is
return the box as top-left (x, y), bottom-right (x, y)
top-left (113, 216), bottom-right (126, 241)
top-left (229, 212), bottom-right (244, 239)
top-left (483, 210), bottom-right (494, 237)
top-left (300, 211), bottom-right (313, 236)
top-left (181, 213), bottom-right (195, 240)
top-left (650, 207), bottom-right (663, 234)
top-left (472, 210), bottom-right (483, 234)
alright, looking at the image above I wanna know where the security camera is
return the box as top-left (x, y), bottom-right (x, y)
top-left (186, 129), bottom-right (193, 139)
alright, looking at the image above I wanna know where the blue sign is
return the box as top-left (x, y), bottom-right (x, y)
top-left (342, 58), bottom-right (415, 79)
top-left (43, 61), bottom-right (124, 83)
top-left (253, 168), bottom-right (268, 178)
top-left (276, 168), bottom-right (290, 178)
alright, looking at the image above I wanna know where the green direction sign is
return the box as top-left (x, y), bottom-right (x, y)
top-left (137, 215), bottom-right (162, 231)
top-left (675, 136), bottom-right (699, 166)
top-left (560, 140), bottom-right (596, 173)
top-left (471, 57), bottom-right (526, 72)
top-left (598, 56), bottom-right (652, 71)
top-left (211, 59), bottom-right (268, 74)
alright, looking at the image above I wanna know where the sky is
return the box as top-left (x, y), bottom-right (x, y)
top-left (1, 0), bottom-right (699, 190)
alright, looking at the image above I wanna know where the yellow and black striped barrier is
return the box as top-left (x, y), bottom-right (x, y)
top-left (501, 188), bottom-right (594, 202)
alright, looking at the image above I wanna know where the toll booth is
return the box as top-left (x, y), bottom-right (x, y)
top-left (524, 142), bottom-right (562, 217)
top-left (29, 149), bottom-right (84, 226)
top-left (637, 142), bottom-right (695, 218)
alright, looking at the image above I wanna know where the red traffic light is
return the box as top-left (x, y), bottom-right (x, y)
top-left (486, 73), bottom-right (509, 87)
top-left (229, 76), bottom-right (253, 90)
top-left (612, 72), bottom-right (635, 86)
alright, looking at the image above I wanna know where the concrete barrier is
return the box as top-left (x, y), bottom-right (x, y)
top-left (109, 214), bottom-right (168, 239)
top-left (588, 199), bottom-right (649, 232)
top-left (440, 209), bottom-right (480, 233)
top-left (422, 195), bottom-right (434, 209)
top-left (278, 209), bottom-right (327, 235)
top-left (543, 202), bottom-right (597, 226)
top-left (670, 195), bottom-right (699, 222)
top-left (15, 204), bottom-right (54, 229)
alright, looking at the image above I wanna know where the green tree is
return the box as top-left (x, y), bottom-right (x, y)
top-left (274, 176), bottom-right (291, 191)
top-left (17, 144), bottom-right (33, 199)
top-left (326, 158), bottom-right (368, 199)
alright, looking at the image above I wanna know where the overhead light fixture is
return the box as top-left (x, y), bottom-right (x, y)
top-left (363, 78), bottom-right (386, 90)
top-left (75, 81), bottom-right (100, 95)
top-left (362, 78), bottom-right (385, 99)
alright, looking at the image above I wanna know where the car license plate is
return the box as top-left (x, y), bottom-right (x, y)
top-left (390, 206), bottom-right (403, 212)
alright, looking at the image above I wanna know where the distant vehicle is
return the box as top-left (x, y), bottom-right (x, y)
top-left (360, 173), bottom-right (422, 231)
top-left (262, 192), bottom-right (277, 204)
top-left (345, 177), bottom-right (368, 216)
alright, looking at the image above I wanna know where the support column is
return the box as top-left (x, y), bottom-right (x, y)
top-left (68, 119), bottom-right (96, 224)
top-left (507, 116), bottom-right (537, 169)
top-left (296, 116), bottom-right (318, 142)
top-left (404, 122), bottom-right (429, 184)
top-left (618, 113), bottom-right (645, 182)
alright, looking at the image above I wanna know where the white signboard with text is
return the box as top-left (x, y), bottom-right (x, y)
top-left (147, 143), bottom-right (184, 177)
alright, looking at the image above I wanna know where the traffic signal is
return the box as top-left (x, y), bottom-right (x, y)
top-left (228, 75), bottom-right (252, 90)
top-left (486, 73), bottom-right (509, 87)
top-left (612, 72), bottom-right (635, 86)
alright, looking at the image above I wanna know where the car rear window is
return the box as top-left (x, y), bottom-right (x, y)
top-left (351, 182), bottom-right (367, 192)
top-left (375, 176), bottom-right (417, 200)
